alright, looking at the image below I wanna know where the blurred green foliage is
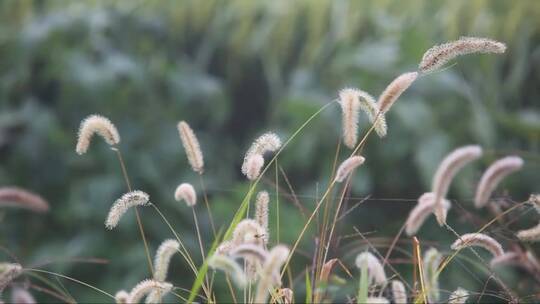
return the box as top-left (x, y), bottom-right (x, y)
top-left (0, 0), bottom-right (539, 302)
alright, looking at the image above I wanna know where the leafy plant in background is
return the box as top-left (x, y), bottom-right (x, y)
top-left (2, 32), bottom-right (540, 303)
top-left (1, 0), bottom-right (539, 303)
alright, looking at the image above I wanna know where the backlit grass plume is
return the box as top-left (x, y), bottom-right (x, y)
top-left (517, 195), bottom-right (540, 241)
top-left (126, 279), bottom-right (172, 304)
top-left (245, 154), bottom-right (265, 181)
top-left (76, 114), bottom-right (120, 155)
top-left (241, 132), bottom-right (281, 180)
top-left (254, 245), bottom-right (290, 303)
top-left (377, 72), bottom-right (417, 114)
top-left (114, 290), bottom-right (129, 304)
top-left (230, 243), bottom-right (268, 264)
top-left (451, 233), bottom-right (504, 258)
top-left (355, 89), bottom-right (388, 137)
top-left (432, 145), bottom-right (483, 225)
top-left (490, 252), bottom-right (519, 268)
top-left (474, 156), bottom-right (523, 208)
top-left (366, 297), bottom-right (390, 304)
top-left (153, 239), bottom-right (180, 281)
top-left (354, 251), bottom-right (387, 285)
top-left (105, 191), bottom-right (150, 229)
top-left (391, 280), bottom-right (407, 304)
top-left (334, 156), bottom-right (365, 183)
top-left (405, 192), bottom-right (451, 236)
top-left (448, 287), bottom-right (469, 304)
top-left (11, 287), bottom-right (36, 304)
top-left (338, 88), bottom-right (361, 148)
top-left (177, 121), bottom-right (204, 174)
top-left (208, 254), bottom-right (247, 288)
top-left (517, 223), bottom-right (540, 242)
top-left (255, 191), bottom-right (270, 245)
top-left (174, 183), bottom-right (197, 207)
top-left (232, 219), bottom-right (266, 246)
top-left (419, 37), bottom-right (506, 73)
top-left (0, 263), bottom-right (22, 292)
top-left (423, 247), bottom-right (442, 303)
top-left (0, 187), bottom-right (49, 213)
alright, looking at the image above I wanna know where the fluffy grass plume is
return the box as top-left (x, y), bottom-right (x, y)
top-left (517, 222), bottom-right (540, 242)
top-left (0, 263), bottom-right (22, 292)
top-left (451, 233), bottom-right (504, 257)
top-left (255, 191), bottom-right (270, 245)
top-left (432, 145), bottom-right (482, 225)
top-left (174, 183), bottom-right (197, 207)
top-left (334, 156), bottom-right (366, 183)
top-left (423, 247), bottom-right (442, 303)
top-left (338, 88), bottom-right (361, 148)
top-left (241, 132), bottom-right (281, 179)
top-left (232, 218), bottom-right (266, 246)
top-left (490, 252), bottom-right (519, 268)
top-left (0, 187), bottom-right (49, 213)
top-left (254, 245), bottom-right (290, 303)
top-left (448, 287), bottom-right (469, 304)
top-left (11, 287), bottom-right (36, 304)
top-left (474, 156), bottom-right (524, 208)
top-left (355, 89), bottom-right (388, 137)
top-left (419, 37), bottom-right (506, 73)
top-left (105, 191), bottom-right (150, 229)
top-left (405, 192), bottom-right (451, 236)
top-left (245, 154), bottom-right (265, 181)
top-left (114, 290), bottom-right (129, 304)
top-left (76, 114), bottom-right (120, 155)
top-left (377, 72), bottom-right (417, 114)
top-left (354, 251), bottom-right (387, 285)
top-left (153, 239), bottom-right (180, 281)
top-left (208, 254), bottom-right (247, 288)
top-left (126, 279), bottom-right (172, 304)
top-left (177, 121), bottom-right (204, 174)
top-left (230, 243), bottom-right (268, 263)
top-left (366, 297), bottom-right (390, 304)
top-left (391, 280), bottom-right (407, 304)
top-left (517, 195), bottom-right (540, 241)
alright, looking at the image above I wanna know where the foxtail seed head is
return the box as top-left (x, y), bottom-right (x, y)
top-left (76, 114), bottom-right (120, 154)
top-left (174, 183), bottom-right (197, 207)
top-left (105, 191), bottom-right (150, 229)
top-left (177, 121), bottom-right (204, 174)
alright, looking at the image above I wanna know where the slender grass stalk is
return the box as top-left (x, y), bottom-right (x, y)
top-left (26, 268), bottom-right (115, 300)
top-left (305, 269), bottom-right (312, 303)
top-left (276, 159), bottom-right (280, 244)
top-left (413, 237), bottom-right (427, 304)
top-left (357, 259), bottom-right (368, 304)
top-left (150, 204), bottom-right (212, 299)
top-left (111, 147), bottom-right (154, 276)
top-left (192, 208), bottom-right (206, 261)
top-left (222, 102), bottom-right (335, 243)
top-left (199, 174), bottom-right (217, 237)
top-left (282, 107), bottom-right (380, 278)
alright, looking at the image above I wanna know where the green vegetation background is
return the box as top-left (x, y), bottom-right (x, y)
top-left (1, 0), bottom-right (539, 302)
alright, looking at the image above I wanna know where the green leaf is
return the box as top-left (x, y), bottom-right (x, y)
top-left (188, 229), bottom-right (223, 303)
top-left (357, 260), bottom-right (368, 304)
top-left (305, 269), bottom-right (312, 304)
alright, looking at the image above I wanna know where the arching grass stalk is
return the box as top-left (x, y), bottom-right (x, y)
top-left (149, 203), bottom-right (213, 299)
top-left (222, 101), bottom-right (336, 242)
top-left (199, 174), bottom-right (217, 237)
top-left (25, 268), bottom-right (115, 300)
top-left (281, 108), bottom-right (381, 278)
top-left (111, 147), bottom-right (154, 277)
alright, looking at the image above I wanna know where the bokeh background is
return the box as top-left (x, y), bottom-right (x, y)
top-left (1, 0), bottom-right (539, 302)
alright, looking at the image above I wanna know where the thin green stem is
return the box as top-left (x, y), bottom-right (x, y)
top-left (199, 174), bottom-right (217, 237)
top-left (25, 268), bottom-right (115, 300)
top-left (111, 147), bottom-right (154, 276)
